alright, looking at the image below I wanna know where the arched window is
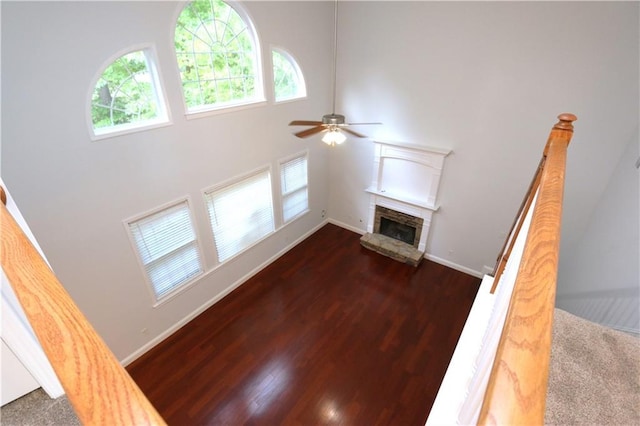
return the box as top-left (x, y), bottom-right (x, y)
top-left (272, 48), bottom-right (306, 102)
top-left (174, 0), bottom-right (264, 114)
top-left (90, 49), bottom-right (168, 138)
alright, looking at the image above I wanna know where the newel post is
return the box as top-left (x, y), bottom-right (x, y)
top-left (544, 113), bottom-right (577, 156)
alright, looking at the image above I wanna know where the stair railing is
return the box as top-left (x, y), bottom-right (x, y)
top-left (0, 186), bottom-right (166, 425)
top-left (479, 113), bottom-right (577, 424)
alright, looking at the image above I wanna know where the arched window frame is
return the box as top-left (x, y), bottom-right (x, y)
top-left (173, 0), bottom-right (266, 119)
top-left (87, 44), bottom-right (171, 141)
top-left (271, 46), bottom-right (307, 103)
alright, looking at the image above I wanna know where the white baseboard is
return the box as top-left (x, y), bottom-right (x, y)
top-left (327, 220), bottom-right (483, 279)
top-left (123, 220), bottom-right (482, 365)
top-left (424, 254), bottom-right (483, 279)
top-left (603, 323), bottom-right (640, 337)
top-left (122, 219), bottom-right (330, 366)
top-left (327, 218), bottom-right (365, 235)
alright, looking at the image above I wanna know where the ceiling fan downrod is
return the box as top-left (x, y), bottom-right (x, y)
top-left (287, 0), bottom-right (381, 142)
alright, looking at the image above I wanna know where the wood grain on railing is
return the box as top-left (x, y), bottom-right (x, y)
top-left (0, 196), bottom-right (166, 425)
top-left (478, 113), bottom-right (577, 425)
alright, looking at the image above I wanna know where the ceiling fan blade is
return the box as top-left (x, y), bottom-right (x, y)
top-left (342, 128), bottom-right (367, 138)
top-left (344, 122), bottom-right (383, 126)
top-left (289, 120), bottom-right (323, 126)
top-left (294, 125), bottom-right (327, 138)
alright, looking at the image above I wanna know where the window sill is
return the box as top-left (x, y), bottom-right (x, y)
top-left (91, 119), bottom-right (172, 142)
top-left (185, 99), bottom-right (267, 121)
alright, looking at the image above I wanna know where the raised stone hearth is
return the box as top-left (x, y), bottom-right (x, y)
top-left (360, 232), bottom-right (424, 267)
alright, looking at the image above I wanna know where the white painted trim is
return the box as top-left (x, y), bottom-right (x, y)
top-left (121, 219), bottom-right (330, 366)
top-left (327, 218), bottom-right (365, 235)
top-left (0, 179), bottom-right (64, 399)
top-left (365, 141), bottom-right (450, 253)
top-left (122, 196), bottom-right (206, 307)
top-left (373, 140), bottom-right (452, 156)
top-left (184, 100), bottom-right (268, 120)
top-left (278, 150), bottom-right (310, 226)
top-left (427, 274), bottom-right (495, 425)
top-left (121, 217), bottom-right (485, 366)
top-left (87, 44), bottom-right (172, 141)
top-left (365, 187), bottom-right (439, 211)
top-left (366, 194), bottom-right (434, 253)
top-left (270, 45), bottom-right (308, 103)
top-left (327, 220), bottom-right (483, 278)
top-left (171, 0), bottom-right (267, 118)
top-left (2, 273), bottom-right (65, 399)
top-left (1, 339), bottom-right (40, 405)
top-left (424, 254), bottom-right (483, 279)
top-left (607, 324), bottom-right (640, 336)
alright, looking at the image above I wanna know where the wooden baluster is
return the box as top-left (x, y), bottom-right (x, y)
top-left (491, 156), bottom-right (545, 292)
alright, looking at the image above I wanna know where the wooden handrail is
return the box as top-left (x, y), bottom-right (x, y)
top-left (478, 113), bottom-right (577, 424)
top-left (1, 193), bottom-right (166, 425)
top-left (491, 156), bottom-right (545, 292)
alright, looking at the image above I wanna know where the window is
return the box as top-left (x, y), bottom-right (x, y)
top-left (204, 168), bottom-right (275, 263)
top-left (174, 0), bottom-right (263, 113)
top-left (126, 200), bottom-right (203, 302)
top-left (91, 49), bottom-right (168, 137)
top-left (280, 152), bottom-right (309, 223)
top-left (272, 48), bottom-right (306, 102)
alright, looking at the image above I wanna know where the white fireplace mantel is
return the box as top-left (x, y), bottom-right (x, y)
top-left (365, 140), bottom-right (451, 253)
top-left (364, 187), bottom-right (439, 211)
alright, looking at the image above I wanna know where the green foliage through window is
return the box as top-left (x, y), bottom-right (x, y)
top-left (91, 50), bottom-right (162, 132)
top-left (272, 49), bottom-right (305, 101)
top-left (175, 0), bottom-right (260, 111)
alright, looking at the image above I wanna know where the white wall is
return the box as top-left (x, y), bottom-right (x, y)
top-left (1, 0), bottom-right (334, 361)
top-left (556, 132), bottom-right (639, 333)
top-left (2, 1), bottom-right (638, 363)
top-left (329, 1), bottom-right (639, 276)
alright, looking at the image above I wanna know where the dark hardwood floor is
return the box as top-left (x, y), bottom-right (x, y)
top-left (127, 224), bottom-right (480, 425)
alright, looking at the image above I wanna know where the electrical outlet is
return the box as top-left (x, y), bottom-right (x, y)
top-left (321, 209), bottom-right (326, 218)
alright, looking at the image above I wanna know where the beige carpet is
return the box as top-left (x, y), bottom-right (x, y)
top-left (545, 308), bottom-right (640, 425)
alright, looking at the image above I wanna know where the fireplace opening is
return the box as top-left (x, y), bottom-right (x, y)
top-left (373, 205), bottom-right (424, 248)
top-left (380, 217), bottom-right (416, 245)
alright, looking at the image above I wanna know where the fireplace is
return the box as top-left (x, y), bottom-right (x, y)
top-left (374, 206), bottom-right (423, 248)
top-left (360, 141), bottom-right (450, 266)
top-left (380, 217), bottom-right (415, 245)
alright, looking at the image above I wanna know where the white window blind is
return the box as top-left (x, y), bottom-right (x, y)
top-left (280, 153), bottom-right (308, 223)
top-left (205, 169), bottom-right (275, 263)
top-left (128, 200), bottom-right (203, 301)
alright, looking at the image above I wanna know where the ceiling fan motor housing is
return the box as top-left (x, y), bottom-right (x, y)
top-left (322, 114), bottom-right (346, 125)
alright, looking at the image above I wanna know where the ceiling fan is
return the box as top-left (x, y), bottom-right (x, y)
top-left (289, 0), bottom-right (380, 146)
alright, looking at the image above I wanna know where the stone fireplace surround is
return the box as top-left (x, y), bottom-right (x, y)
top-left (374, 205), bottom-right (423, 248)
top-left (360, 141), bottom-right (450, 266)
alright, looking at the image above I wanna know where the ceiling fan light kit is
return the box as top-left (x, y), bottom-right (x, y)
top-left (288, 0), bottom-right (380, 145)
top-left (322, 129), bottom-right (347, 146)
